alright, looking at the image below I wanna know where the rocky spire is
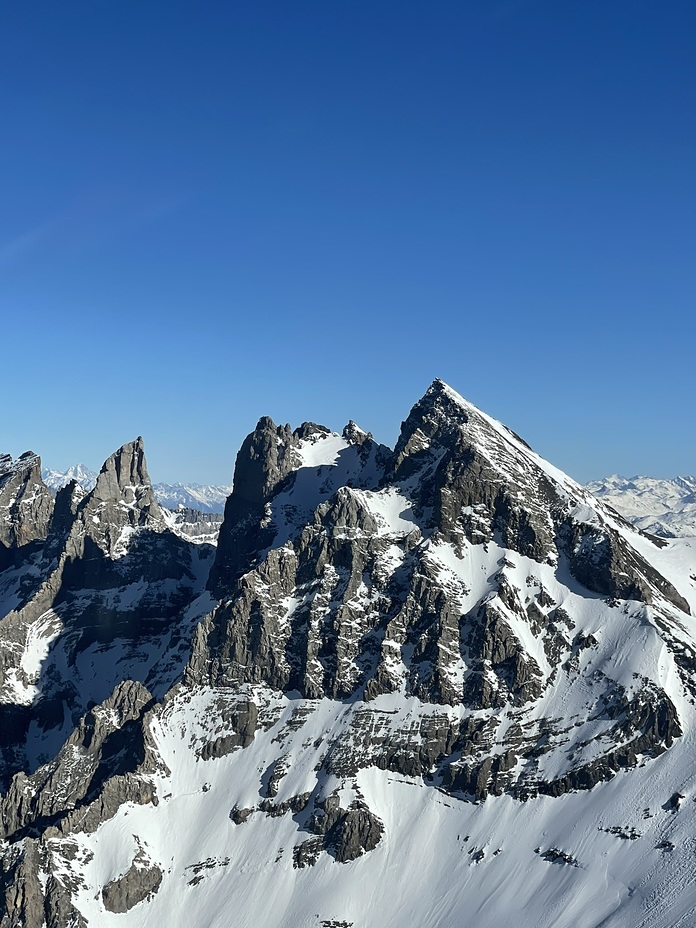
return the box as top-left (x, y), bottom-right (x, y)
top-left (81, 438), bottom-right (164, 553)
top-left (91, 437), bottom-right (157, 510)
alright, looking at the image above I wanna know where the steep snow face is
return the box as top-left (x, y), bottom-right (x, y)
top-left (587, 475), bottom-right (696, 538)
top-left (62, 678), bottom-right (696, 928)
top-left (3, 381), bottom-right (696, 928)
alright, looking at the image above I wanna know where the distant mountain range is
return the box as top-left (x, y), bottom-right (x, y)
top-left (42, 465), bottom-right (231, 514)
top-left (587, 474), bottom-right (696, 537)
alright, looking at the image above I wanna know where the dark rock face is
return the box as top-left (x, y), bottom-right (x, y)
top-left (0, 436), bottom-right (213, 793)
top-left (0, 838), bottom-right (88, 928)
top-left (563, 518), bottom-right (689, 613)
top-left (102, 860), bottom-right (162, 913)
top-left (391, 380), bottom-right (559, 560)
top-left (0, 453), bottom-right (54, 550)
top-left (209, 419), bottom-right (391, 597)
top-left (199, 698), bottom-right (258, 759)
top-left (0, 681), bottom-right (156, 842)
top-left (313, 794), bottom-right (384, 863)
top-left (292, 793), bottom-right (384, 867)
top-left (0, 839), bottom-right (47, 928)
top-left (209, 418), bottom-right (306, 594)
top-left (80, 437), bottom-right (164, 555)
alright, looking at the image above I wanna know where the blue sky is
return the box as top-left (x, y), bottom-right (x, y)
top-left (1, 1), bottom-right (694, 484)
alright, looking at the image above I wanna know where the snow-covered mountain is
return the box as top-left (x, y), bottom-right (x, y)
top-left (3, 381), bottom-right (696, 928)
top-left (150, 481), bottom-right (231, 513)
top-left (587, 474), bottom-right (696, 538)
top-left (43, 465), bottom-right (231, 514)
top-left (41, 463), bottom-right (98, 494)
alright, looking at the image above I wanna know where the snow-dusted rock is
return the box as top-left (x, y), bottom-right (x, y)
top-left (2, 381), bottom-right (696, 928)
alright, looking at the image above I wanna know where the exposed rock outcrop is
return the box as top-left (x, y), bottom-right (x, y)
top-left (102, 859), bottom-right (162, 913)
top-left (0, 453), bottom-right (54, 551)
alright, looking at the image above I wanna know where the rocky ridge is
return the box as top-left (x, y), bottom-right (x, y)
top-left (1, 453), bottom-right (54, 551)
top-left (1, 381), bottom-right (696, 928)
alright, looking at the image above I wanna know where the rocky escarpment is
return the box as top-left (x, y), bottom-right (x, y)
top-left (209, 419), bottom-right (390, 594)
top-left (0, 438), bottom-right (213, 793)
top-left (102, 858), bottom-right (162, 914)
top-left (294, 793), bottom-right (384, 866)
top-left (188, 380), bottom-right (691, 807)
top-left (0, 453), bottom-right (54, 553)
top-left (0, 680), bottom-right (163, 928)
top-left (0, 680), bottom-right (159, 843)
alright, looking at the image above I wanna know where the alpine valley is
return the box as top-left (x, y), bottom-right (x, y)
top-left (2, 380), bottom-right (696, 928)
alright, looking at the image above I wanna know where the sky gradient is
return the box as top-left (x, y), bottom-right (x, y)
top-left (1, 1), bottom-right (694, 484)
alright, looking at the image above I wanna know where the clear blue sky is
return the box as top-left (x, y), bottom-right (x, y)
top-left (1, 1), bottom-right (694, 484)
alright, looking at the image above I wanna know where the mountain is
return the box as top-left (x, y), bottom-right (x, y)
top-left (151, 482), bottom-right (231, 514)
top-left (41, 465), bottom-right (98, 495)
top-left (2, 381), bottom-right (696, 928)
top-left (43, 466), bottom-right (231, 515)
top-left (587, 475), bottom-right (696, 538)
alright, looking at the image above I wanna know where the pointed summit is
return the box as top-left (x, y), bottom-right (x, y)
top-left (82, 438), bottom-right (164, 552)
top-left (92, 437), bottom-right (152, 501)
top-left (342, 420), bottom-right (371, 446)
top-left (393, 379), bottom-right (488, 480)
top-left (395, 379), bottom-right (559, 491)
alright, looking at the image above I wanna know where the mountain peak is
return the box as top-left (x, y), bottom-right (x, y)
top-left (422, 377), bottom-right (489, 415)
top-left (0, 451), bottom-right (42, 482)
top-left (94, 437), bottom-right (151, 496)
top-left (425, 376), bottom-right (469, 403)
top-left (393, 379), bottom-right (499, 481)
top-left (342, 419), bottom-right (371, 445)
top-left (85, 437), bottom-right (164, 546)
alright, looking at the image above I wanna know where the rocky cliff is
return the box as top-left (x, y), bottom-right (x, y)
top-left (1, 382), bottom-right (696, 928)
